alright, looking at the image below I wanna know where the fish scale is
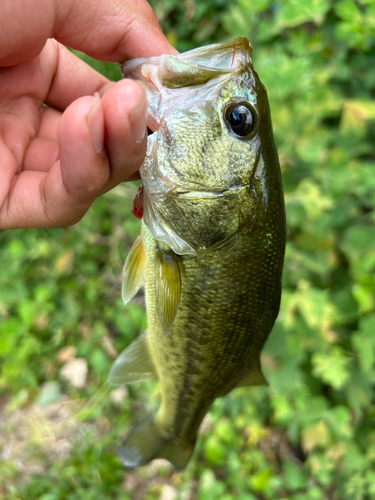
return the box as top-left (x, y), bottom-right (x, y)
top-left (108, 37), bottom-right (286, 469)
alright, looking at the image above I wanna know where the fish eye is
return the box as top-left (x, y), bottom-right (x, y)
top-left (225, 102), bottom-right (257, 138)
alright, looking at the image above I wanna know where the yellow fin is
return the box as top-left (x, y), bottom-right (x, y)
top-left (122, 235), bottom-right (146, 305)
top-left (108, 331), bottom-right (156, 385)
top-left (154, 247), bottom-right (181, 337)
top-left (237, 361), bottom-right (268, 388)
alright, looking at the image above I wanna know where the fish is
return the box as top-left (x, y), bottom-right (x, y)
top-left (108, 37), bottom-right (286, 469)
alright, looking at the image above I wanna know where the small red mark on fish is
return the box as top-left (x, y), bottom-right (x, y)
top-left (132, 185), bottom-right (144, 219)
top-left (230, 51), bottom-right (235, 68)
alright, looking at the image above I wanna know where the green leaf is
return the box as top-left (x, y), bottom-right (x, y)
top-left (327, 406), bottom-right (352, 439)
top-left (198, 470), bottom-right (226, 500)
top-left (312, 347), bottom-right (351, 389)
top-left (277, 0), bottom-right (330, 27)
top-left (335, 0), bottom-right (362, 23)
top-left (204, 436), bottom-right (226, 464)
top-left (352, 315), bottom-right (375, 373)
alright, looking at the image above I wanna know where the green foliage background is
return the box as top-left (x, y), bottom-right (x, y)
top-left (1, 1), bottom-right (375, 499)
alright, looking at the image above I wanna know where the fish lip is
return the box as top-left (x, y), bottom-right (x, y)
top-left (120, 37), bottom-right (252, 77)
top-left (170, 182), bottom-right (254, 198)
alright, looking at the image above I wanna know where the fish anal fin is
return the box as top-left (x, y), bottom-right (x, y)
top-left (155, 247), bottom-right (181, 337)
top-left (122, 235), bottom-right (146, 305)
top-left (118, 415), bottom-right (194, 470)
top-left (237, 362), bottom-right (268, 388)
top-left (108, 331), bottom-right (156, 386)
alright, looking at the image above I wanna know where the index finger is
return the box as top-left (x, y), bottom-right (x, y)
top-left (0, 0), bottom-right (177, 67)
top-left (56, 0), bottom-right (178, 61)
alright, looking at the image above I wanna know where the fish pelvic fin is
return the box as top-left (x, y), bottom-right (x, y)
top-left (108, 331), bottom-right (156, 385)
top-left (118, 415), bottom-right (195, 470)
top-left (122, 234), bottom-right (146, 305)
top-left (154, 247), bottom-right (181, 337)
top-left (237, 360), bottom-right (268, 388)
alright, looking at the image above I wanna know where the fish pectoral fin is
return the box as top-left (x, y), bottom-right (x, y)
top-left (122, 234), bottom-right (146, 305)
top-left (107, 331), bottom-right (156, 386)
top-left (155, 247), bottom-right (181, 337)
top-left (118, 415), bottom-right (195, 470)
top-left (237, 361), bottom-right (268, 388)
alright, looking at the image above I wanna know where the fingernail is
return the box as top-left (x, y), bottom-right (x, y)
top-left (87, 92), bottom-right (104, 154)
top-left (129, 83), bottom-right (148, 143)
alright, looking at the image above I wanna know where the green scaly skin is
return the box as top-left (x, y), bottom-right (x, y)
top-left (142, 83), bottom-right (285, 451)
top-left (117, 38), bottom-right (286, 467)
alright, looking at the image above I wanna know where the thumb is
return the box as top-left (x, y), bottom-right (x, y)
top-left (42, 81), bottom-right (147, 226)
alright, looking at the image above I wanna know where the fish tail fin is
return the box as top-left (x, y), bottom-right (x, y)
top-left (118, 415), bottom-right (195, 470)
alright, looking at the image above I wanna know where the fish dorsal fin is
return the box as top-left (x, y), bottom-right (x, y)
top-left (237, 360), bottom-right (268, 388)
top-left (108, 331), bottom-right (156, 386)
top-left (154, 247), bottom-right (181, 337)
top-left (122, 235), bottom-right (146, 305)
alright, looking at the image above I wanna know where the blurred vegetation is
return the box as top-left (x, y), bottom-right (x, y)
top-left (1, 0), bottom-right (375, 499)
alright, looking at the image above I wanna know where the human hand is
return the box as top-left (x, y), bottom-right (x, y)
top-left (0, 0), bottom-right (176, 229)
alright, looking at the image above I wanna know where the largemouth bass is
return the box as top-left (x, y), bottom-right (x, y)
top-left (108, 37), bottom-right (286, 469)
